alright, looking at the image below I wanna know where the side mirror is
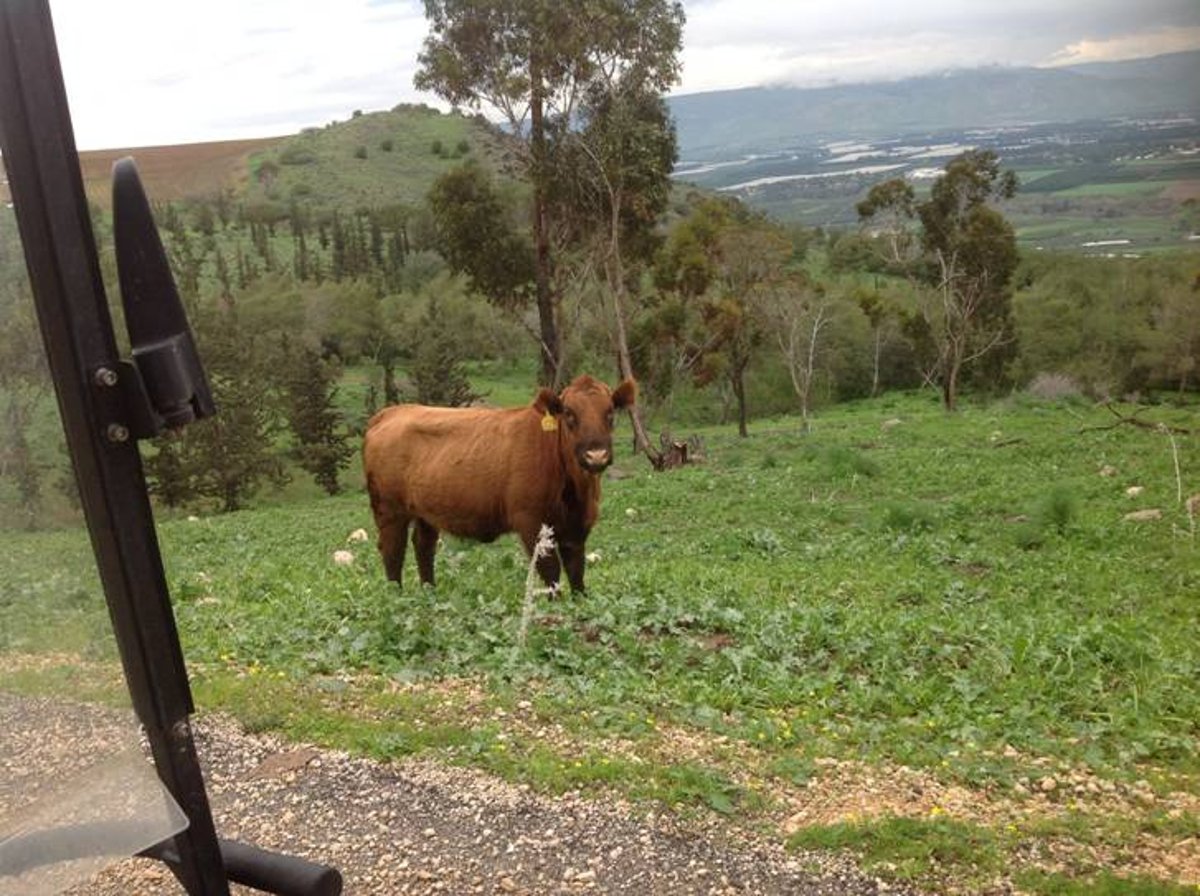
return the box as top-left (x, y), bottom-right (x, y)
top-left (113, 157), bottom-right (215, 435)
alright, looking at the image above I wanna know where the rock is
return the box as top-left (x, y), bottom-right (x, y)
top-left (1039, 776), bottom-right (1058, 793)
top-left (1123, 508), bottom-right (1162, 522)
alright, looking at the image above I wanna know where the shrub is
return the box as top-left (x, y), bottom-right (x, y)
top-left (278, 147), bottom-right (317, 166)
top-left (1027, 372), bottom-right (1084, 401)
top-left (354, 146), bottom-right (368, 160)
top-left (882, 500), bottom-right (937, 533)
top-left (380, 139), bottom-right (394, 152)
top-left (1035, 485), bottom-right (1077, 535)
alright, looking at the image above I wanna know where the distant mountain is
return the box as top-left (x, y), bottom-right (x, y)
top-left (667, 51), bottom-right (1200, 158)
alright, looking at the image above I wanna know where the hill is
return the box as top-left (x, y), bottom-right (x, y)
top-left (666, 51), bottom-right (1200, 157)
top-left (240, 104), bottom-right (510, 210)
top-left (71, 105), bottom-right (510, 211)
top-left (75, 137), bottom-right (283, 208)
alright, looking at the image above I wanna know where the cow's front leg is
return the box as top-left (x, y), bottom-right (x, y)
top-left (518, 523), bottom-right (561, 592)
top-left (558, 539), bottom-right (587, 593)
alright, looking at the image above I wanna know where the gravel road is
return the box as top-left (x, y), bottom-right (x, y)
top-left (3, 695), bottom-right (923, 895)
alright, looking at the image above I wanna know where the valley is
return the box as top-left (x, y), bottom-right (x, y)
top-left (673, 115), bottom-right (1200, 252)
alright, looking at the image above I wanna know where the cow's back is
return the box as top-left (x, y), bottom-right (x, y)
top-left (363, 403), bottom-right (557, 540)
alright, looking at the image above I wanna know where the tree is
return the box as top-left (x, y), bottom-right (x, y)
top-left (554, 77), bottom-right (678, 462)
top-left (280, 339), bottom-right (353, 495)
top-left (759, 271), bottom-right (833, 429)
top-left (1147, 270), bottom-right (1200, 395)
top-left (655, 196), bottom-right (788, 437)
top-left (415, 0), bottom-right (685, 384)
top-left (0, 286), bottom-right (49, 526)
top-left (410, 297), bottom-right (481, 407)
top-left (146, 300), bottom-right (287, 512)
top-left (858, 150), bottom-right (1019, 410)
top-left (426, 161), bottom-right (534, 310)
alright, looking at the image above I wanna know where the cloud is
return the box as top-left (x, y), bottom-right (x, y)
top-left (1045, 25), bottom-right (1200, 65)
top-left (50, 0), bottom-right (436, 149)
top-left (674, 0), bottom-right (1200, 93)
top-left (33, 0), bottom-right (1200, 147)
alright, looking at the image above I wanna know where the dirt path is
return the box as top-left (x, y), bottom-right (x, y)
top-left (2, 696), bottom-right (918, 895)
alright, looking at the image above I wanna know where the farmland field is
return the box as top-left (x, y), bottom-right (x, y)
top-left (2, 391), bottom-right (1197, 894)
top-left (676, 116), bottom-right (1200, 254)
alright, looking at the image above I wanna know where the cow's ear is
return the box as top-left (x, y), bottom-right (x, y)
top-left (534, 387), bottom-right (563, 415)
top-left (612, 378), bottom-right (637, 410)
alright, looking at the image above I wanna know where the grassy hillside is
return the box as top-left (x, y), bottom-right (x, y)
top-left (241, 105), bottom-right (511, 210)
top-left (71, 105), bottom-right (511, 212)
top-left (2, 392), bottom-right (1197, 894)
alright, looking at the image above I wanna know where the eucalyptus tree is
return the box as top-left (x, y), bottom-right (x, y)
top-left (655, 196), bottom-right (791, 437)
top-left (415, 0), bottom-right (685, 385)
top-left (858, 150), bottom-right (1019, 410)
top-left (552, 79), bottom-right (678, 459)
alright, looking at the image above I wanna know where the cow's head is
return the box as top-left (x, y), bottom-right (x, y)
top-left (535, 375), bottom-right (637, 474)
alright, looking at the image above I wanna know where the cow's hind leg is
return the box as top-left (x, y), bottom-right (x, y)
top-left (412, 519), bottom-right (439, 586)
top-left (368, 479), bottom-right (411, 584)
top-left (377, 516), bottom-right (410, 584)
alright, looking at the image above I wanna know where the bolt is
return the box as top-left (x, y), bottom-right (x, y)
top-left (106, 423), bottom-right (130, 443)
top-left (93, 367), bottom-right (118, 387)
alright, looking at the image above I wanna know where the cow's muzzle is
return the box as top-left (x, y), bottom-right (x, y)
top-left (581, 447), bottom-right (611, 472)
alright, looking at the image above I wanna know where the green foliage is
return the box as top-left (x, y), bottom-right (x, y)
top-left (1035, 484), bottom-right (1078, 535)
top-left (1014, 252), bottom-right (1200, 396)
top-left (145, 302), bottom-right (288, 512)
top-left (426, 161), bottom-right (534, 309)
top-left (280, 340), bottom-right (353, 495)
top-left (415, 0), bottom-right (686, 382)
top-left (858, 150), bottom-right (1020, 409)
top-left (1015, 870), bottom-right (1200, 896)
top-left (410, 297), bottom-right (480, 408)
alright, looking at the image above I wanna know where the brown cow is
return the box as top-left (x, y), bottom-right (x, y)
top-left (363, 375), bottom-right (636, 591)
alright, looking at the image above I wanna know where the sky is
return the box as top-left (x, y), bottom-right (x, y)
top-left (36, 0), bottom-right (1200, 150)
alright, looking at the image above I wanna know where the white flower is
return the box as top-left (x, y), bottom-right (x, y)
top-left (332, 550), bottom-right (355, 567)
top-left (586, 551), bottom-right (601, 564)
top-left (347, 528), bottom-right (370, 543)
top-left (625, 507), bottom-right (638, 519)
top-left (1124, 486), bottom-right (1144, 498)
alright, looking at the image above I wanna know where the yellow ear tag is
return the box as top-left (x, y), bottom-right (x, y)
top-left (541, 412), bottom-right (558, 432)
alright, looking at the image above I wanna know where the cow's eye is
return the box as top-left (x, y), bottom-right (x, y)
top-left (564, 410), bottom-right (578, 429)
top-left (605, 410), bottom-right (614, 427)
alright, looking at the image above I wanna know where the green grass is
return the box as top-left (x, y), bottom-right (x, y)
top-left (244, 106), bottom-right (509, 211)
top-left (3, 391), bottom-right (1198, 892)
top-left (788, 815), bottom-right (1005, 882)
